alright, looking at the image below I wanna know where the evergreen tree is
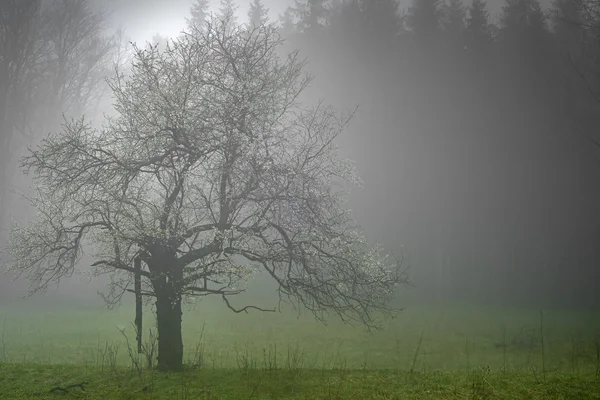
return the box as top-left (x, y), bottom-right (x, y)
top-left (329, 0), bottom-right (403, 61)
top-left (147, 33), bottom-right (169, 53)
top-left (292, 0), bottom-right (329, 34)
top-left (550, 0), bottom-right (586, 51)
top-left (442, 0), bottom-right (466, 46)
top-left (407, 0), bottom-right (443, 44)
top-left (464, 0), bottom-right (493, 51)
top-left (217, 0), bottom-right (239, 32)
top-left (498, 0), bottom-right (553, 120)
top-left (549, 0), bottom-right (596, 117)
top-left (278, 7), bottom-right (297, 36)
top-left (329, 0), bottom-right (362, 39)
top-left (499, 0), bottom-right (547, 43)
top-left (498, 0), bottom-right (549, 70)
top-left (362, 0), bottom-right (403, 44)
top-left (330, 0), bottom-right (403, 49)
top-left (248, 0), bottom-right (269, 27)
top-left (187, 0), bottom-right (210, 31)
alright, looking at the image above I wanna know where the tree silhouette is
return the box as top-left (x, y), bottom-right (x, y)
top-left (465, 0), bottom-right (494, 52)
top-left (292, 0), bottom-right (330, 34)
top-left (407, 0), bottom-right (443, 45)
top-left (187, 0), bottom-right (210, 31)
top-left (2, 17), bottom-right (408, 372)
top-left (248, 0), bottom-right (269, 27)
top-left (218, 0), bottom-right (239, 33)
top-left (442, 0), bottom-right (467, 48)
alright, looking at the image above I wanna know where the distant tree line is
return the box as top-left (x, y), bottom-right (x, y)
top-left (0, 0), bottom-right (126, 297)
top-left (185, 0), bottom-right (600, 307)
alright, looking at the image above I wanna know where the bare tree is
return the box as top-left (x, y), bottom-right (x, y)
top-left (2, 17), bottom-right (408, 372)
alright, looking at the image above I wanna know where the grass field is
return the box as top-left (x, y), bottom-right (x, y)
top-left (0, 297), bottom-right (599, 398)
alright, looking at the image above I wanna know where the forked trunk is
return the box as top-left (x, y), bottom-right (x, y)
top-left (155, 293), bottom-right (184, 371)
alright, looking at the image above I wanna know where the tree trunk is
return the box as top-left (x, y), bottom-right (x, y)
top-left (155, 293), bottom-right (184, 371)
top-left (134, 256), bottom-right (143, 354)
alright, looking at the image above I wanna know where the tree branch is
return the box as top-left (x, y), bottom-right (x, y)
top-left (91, 260), bottom-right (152, 278)
top-left (221, 294), bottom-right (276, 314)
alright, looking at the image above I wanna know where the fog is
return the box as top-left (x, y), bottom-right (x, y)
top-left (94, 0), bottom-right (549, 45)
top-left (1, 0), bottom-right (599, 314)
top-left (98, 0), bottom-right (294, 43)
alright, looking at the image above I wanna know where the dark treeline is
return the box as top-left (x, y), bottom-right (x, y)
top-left (269, 0), bottom-right (600, 308)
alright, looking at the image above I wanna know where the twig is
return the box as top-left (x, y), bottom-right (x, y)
top-left (125, 289), bottom-right (156, 297)
top-left (221, 294), bottom-right (275, 313)
top-left (118, 325), bottom-right (142, 376)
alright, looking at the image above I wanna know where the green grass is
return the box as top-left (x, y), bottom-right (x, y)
top-left (0, 298), bottom-right (599, 398)
top-left (0, 363), bottom-right (598, 399)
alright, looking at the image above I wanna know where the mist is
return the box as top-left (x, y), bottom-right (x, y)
top-left (3, 0), bottom-right (597, 309)
top-left (1, 0), bottom-right (600, 396)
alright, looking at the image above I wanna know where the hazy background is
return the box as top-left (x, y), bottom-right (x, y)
top-left (1, 0), bottom-right (599, 312)
top-left (97, 0), bottom-right (544, 43)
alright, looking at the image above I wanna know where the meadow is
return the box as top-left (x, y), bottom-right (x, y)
top-left (0, 296), bottom-right (599, 399)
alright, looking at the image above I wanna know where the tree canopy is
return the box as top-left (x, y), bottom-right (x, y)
top-left (3, 17), bottom-right (407, 370)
